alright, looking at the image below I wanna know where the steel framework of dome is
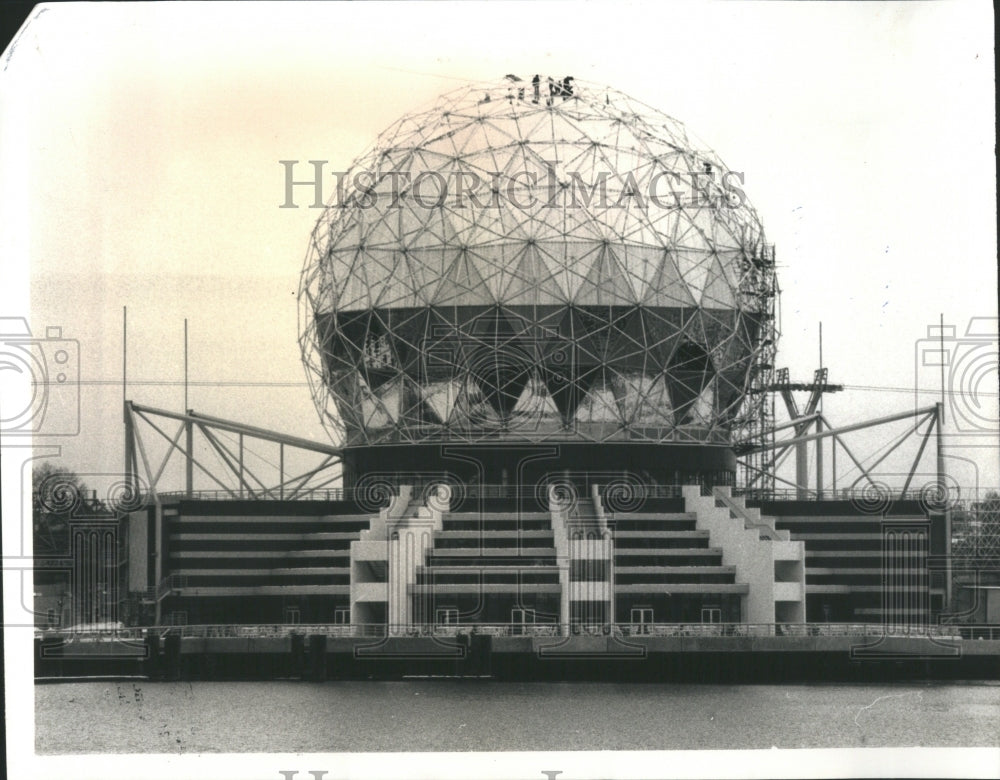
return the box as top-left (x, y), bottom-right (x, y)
top-left (299, 78), bottom-right (777, 454)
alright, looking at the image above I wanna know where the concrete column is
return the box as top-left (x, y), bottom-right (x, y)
top-left (796, 441), bottom-right (809, 500)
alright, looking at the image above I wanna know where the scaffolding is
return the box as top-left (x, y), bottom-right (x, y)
top-left (734, 242), bottom-right (778, 494)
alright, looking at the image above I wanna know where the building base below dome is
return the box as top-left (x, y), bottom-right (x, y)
top-left (340, 442), bottom-right (735, 492)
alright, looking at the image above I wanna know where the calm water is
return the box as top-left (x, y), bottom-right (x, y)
top-left (36, 680), bottom-right (999, 753)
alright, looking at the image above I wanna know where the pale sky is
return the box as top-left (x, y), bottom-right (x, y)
top-left (2, 0), bottom-right (997, 495)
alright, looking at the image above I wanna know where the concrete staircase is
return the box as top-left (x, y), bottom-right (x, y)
top-left (683, 486), bottom-right (806, 623)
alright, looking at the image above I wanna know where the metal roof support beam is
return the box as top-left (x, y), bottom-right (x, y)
top-left (133, 408), bottom-right (236, 496)
top-left (197, 424), bottom-right (273, 499)
top-left (901, 408), bottom-right (938, 496)
top-left (129, 403), bottom-right (342, 455)
top-left (151, 420), bottom-right (187, 489)
top-left (763, 405), bottom-right (939, 451)
top-left (129, 406), bottom-right (158, 493)
top-left (282, 454), bottom-right (341, 500)
top-left (126, 401), bottom-right (344, 497)
top-left (132, 409), bottom-right (192, 489)
top-left (818, 414), bottom-right (881, 493)
top-left (196, 423), bottom-right (268, 499)
top-left (845, 410), bottom-right (936, 491)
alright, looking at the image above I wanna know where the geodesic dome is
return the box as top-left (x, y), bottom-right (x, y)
top-left (299, 78), bottom-right (776, 447)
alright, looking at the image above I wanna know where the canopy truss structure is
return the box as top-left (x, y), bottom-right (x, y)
top-left (739, 400), bottom-right (950, 508)
top-left (123, 402), bottom-right (343, 501)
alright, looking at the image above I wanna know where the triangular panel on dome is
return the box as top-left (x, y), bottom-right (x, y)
top-left (639, 307), bottom-right (684, 370)
top-left (687, 379), bottom-right (717, 427)
top-left (603, 309), bottom-right (654, 371)
top-left (372, 375), bottom-right (406, 423)
top-left (423, 200), bottom-right (464, 246)
top-left (390, 373), bottom-right (427, 429)
top-left (674, 248), bottom-right (715, 304)
top-left (460, 247), bottom-right (507, 305)
top-left (446, 199), bottom-right (489, 245)
top-left (714, 249), bottom-right (742, 288)
top-left (574, 375), bottom-right (625, 428)
top-left (567, 307), bottom-right (612, 366)
top-left (677, 309), bottom-right (709, 350)
top-left (497, 306), bottom-right (535, 342)
top-left (556, 135), bottom-right (599, 176)
top-left (460, 201), bottom-right (509, 247)
top-left (542, 355), bottom-right (594, 423)
top-left (544, 109), bottom-right (589, 145)
top-left (706, 325), bottom-right (746, 377)
top-left (588, 190), bottom-right (630, 241)
top-left (362, 214), bottom-right (402, 250)
top-left (492, 244), bottom-right (537, 305)
top-left (608, 369), bottom-right (640, 424)
top-left (665, 339), bottom-right (714, 425)
top-left (397, 201), bottom-right (438, 247)
top-left (452, 376), bottom-right (503, 432)
top-left (619, 245), bottom-right (667, 302)
top-left (325, 368), bottom-right (362, 424)
top-left (466, 342), bottom-right (533, 419)
top-left (491, 198), bottom-right (538, 243)
top-left (556, 199), bottom-right (609, 243)
top-left (715, 367), bottom-right (749, 421)
top-left (695, 308), bottom-right (738, 356)
top-left (699, 255), bottom-right (738, 309)
top-left (671, 211), bottom-right (711, 252)
top-left (614, 372), bottom-right (674, 428)
top-left (367, 250), bottom-right (416, 309)
top-left (331, 251), bottom-right (373, 311)
top-left (617, 205), bottom-right (660, 247)
top-left (333, 310), bottom-right (375, 366)
top-left (404, 247), bottom-right (452, 305)
top-left (534, 241), bottom-right (578, 303)
top-left (435, 120), bottom-right (490, 160)
top-left (461, 144), bottom-right (517, 186)
top-left (572, 245), bottom-right (635, 306)
top-left (479, 116), bottom-right (522, 157)
top-left (405, 145), bottom-right (447, 180)
top-left (384, 308), bottom-right (431, 376)
top-left (358, 375), bottom-right (395, 432)
top-left (645, 207), bottom-right (681, 248)
top-left (421, 379), bottom-right (463, 425)
top-left (467, 244), bottom-right (514, 303)
top-left (691, 205), bottom-right (720, 245)
top-left (708, 219), bottom-right (744, 252)
top-left (463, 304), bottom-right (514, 337)
top-left (326, 215), bottom-right (367, 254)
top-left (644, 252), bottom-right (698, 307)
top-left (507, 374), bottom-right (562, 431)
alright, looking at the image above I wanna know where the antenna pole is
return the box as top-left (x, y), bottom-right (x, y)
top-left (122, 306), bottom-right (134, 494)
top-left (816, 322), bottom-right (824, 499)
top-left (122, 306), bottom-right (127, 411)
top-left (185, 318), bottom-right (194, 497)
top-left (939, 313), bottom-right (946, 425)
top-left (938, 313), bottom-right (950, 607)
top-left (818, 323), bottom-right (823, 409)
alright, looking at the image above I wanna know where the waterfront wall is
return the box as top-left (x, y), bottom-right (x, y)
top-left (35, 632), bottom-right (1000, 683)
